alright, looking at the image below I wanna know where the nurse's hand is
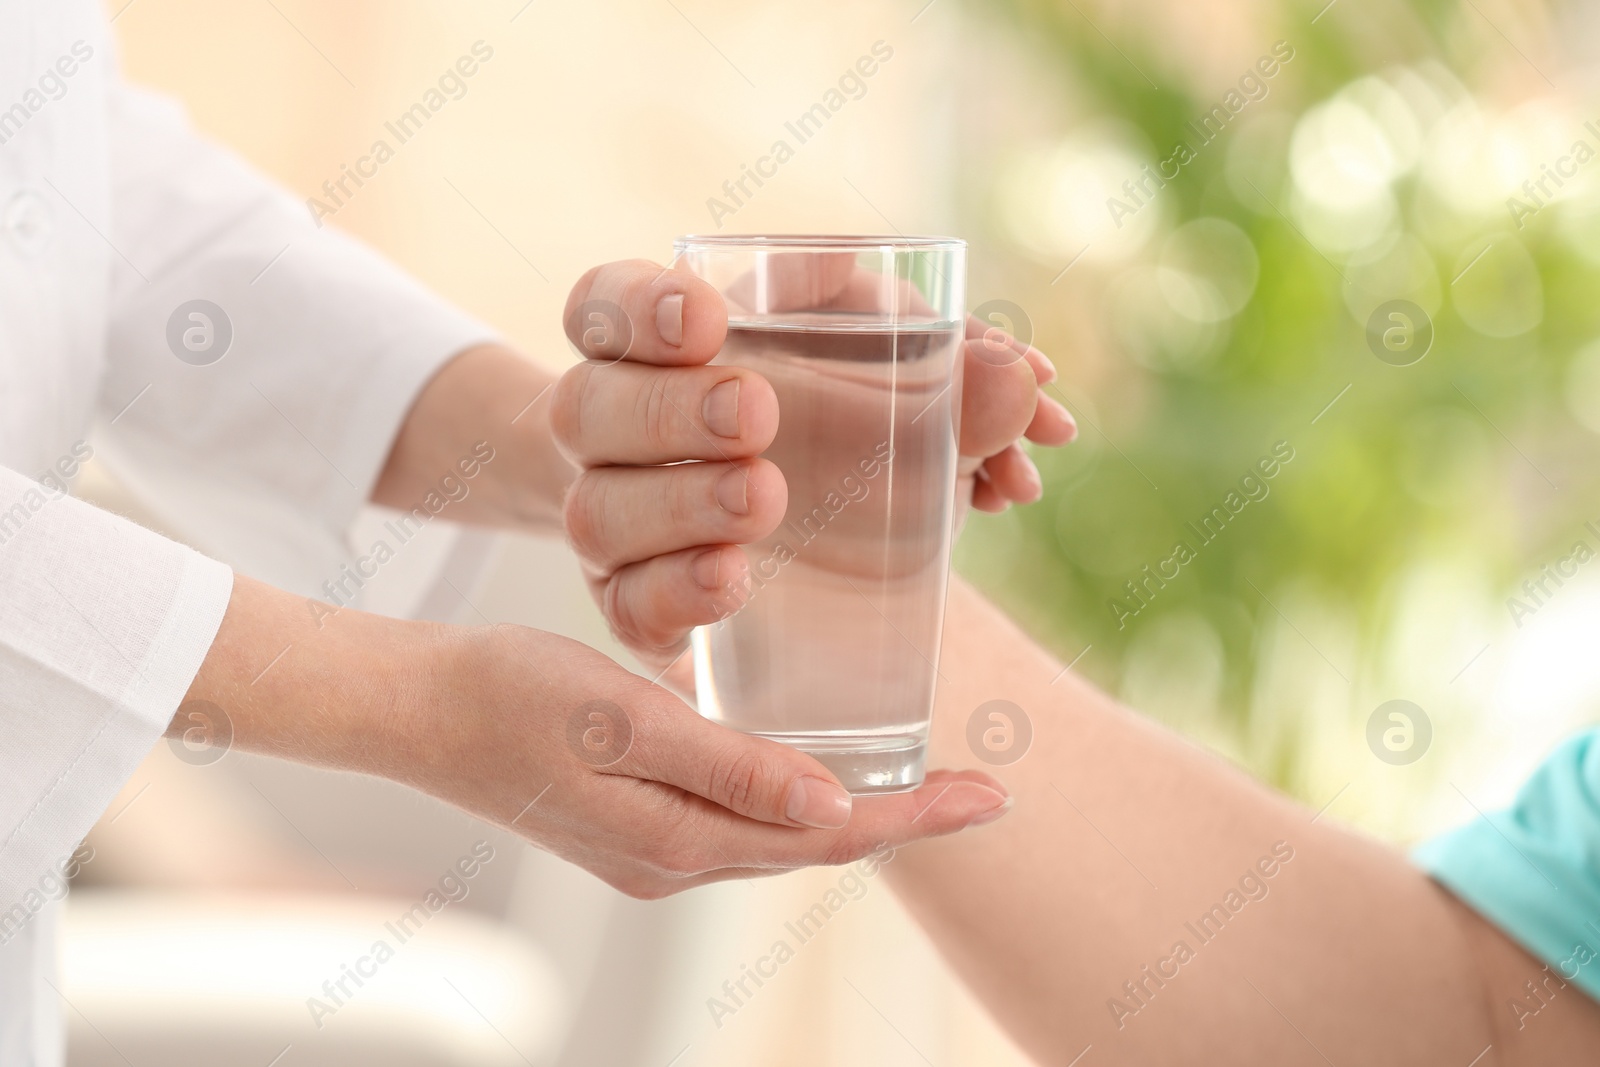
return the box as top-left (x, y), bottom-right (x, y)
top-left (179, 575), bottom-right (1014, 899)
top-left (552, 258), bottom-right (1076, 676)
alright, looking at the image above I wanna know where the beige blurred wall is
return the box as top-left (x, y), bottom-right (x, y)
top-left (111, 0), bottom-right (962, 372)
top-left (106, 2), bottom-right (1033, 1065)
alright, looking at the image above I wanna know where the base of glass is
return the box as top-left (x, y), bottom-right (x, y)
top-left (755, 732), bottom-right (927, 795)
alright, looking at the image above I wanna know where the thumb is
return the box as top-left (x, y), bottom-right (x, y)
top-left (609, 688), bottom-right (855, 829)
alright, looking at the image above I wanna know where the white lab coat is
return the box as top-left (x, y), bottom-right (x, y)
top-left (0, 3), bottom-right (495, 1061)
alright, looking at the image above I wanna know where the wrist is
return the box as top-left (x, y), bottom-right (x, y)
top-left (366, 619), bottom-right (482, 795)
top-left (375, 343), bottom-right (572, 532)
top-left (371, 620), bottom-right (569, 834)
top-left (180, 576), bottom-right (430, 775)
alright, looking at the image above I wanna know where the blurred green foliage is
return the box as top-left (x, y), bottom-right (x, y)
top-left (953, 0), bottom-right (1600, 775)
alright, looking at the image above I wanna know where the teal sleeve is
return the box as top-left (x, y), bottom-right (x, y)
top-left (1413, 729), bottom-right (1600, 1001)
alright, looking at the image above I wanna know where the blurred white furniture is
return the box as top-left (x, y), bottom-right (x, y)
top-left (61, 892), bottom-right (565, 1067)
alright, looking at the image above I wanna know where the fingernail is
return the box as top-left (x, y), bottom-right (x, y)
top-left (966, 791), bottom-right (1014, 827)
top-left (786, 776), bottom-right (853, 829)
top-left (703, 379), bottom-right (740, 438)
top-left (691, 548), bottom-right (723, 590)
top-left (657, 293), bottom-right (684, 346)
top-left (714, 467), bottom-right (749, 515)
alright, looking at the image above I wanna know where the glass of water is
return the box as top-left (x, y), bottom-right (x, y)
top-left (676, 234), bottom-right (966, 794)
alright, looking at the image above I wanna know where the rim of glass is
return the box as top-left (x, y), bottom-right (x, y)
top-left (675, 233), bottom-right (965, 252)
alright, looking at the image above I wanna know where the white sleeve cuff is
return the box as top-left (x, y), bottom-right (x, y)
top-left (0, 467), bottom-right (233, 909)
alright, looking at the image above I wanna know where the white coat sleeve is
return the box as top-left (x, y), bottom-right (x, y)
top-left (95, 84), bottom-right (500, 597)
top-left (0, 465), bottom-right (232, 911)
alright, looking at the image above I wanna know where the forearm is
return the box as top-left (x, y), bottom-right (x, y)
top-left (888, 578), bottom-right (1600, 1065)
top-left (372, 343), bottom-right (572, 532)
top-left (173, 573), bottom-right (449, 783)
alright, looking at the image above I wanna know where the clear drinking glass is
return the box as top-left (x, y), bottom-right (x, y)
top-left (675, 234), bottom-right (966, 793)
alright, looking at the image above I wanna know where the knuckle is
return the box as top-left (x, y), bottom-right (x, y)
top-left (707, 748), bottom-right (776, 815)
top-left (667, 465), bottom-right (709, 529)
top-left (571, 264), bottom-right (604, 302)
top-left (561, 472), bottom-right (609, 563)
top-left (549, 365), bottom-right (595, 459)
top-left (601, 571), bottom-right (650, 647)
top-left (641, 372), bottom-right (717, 456)
top-left (563, 266), bottom-right (604, 328)
top-left (606, 572), bottom-right (688, 657)
top-left (639, 379), bottom-right (675, 452)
